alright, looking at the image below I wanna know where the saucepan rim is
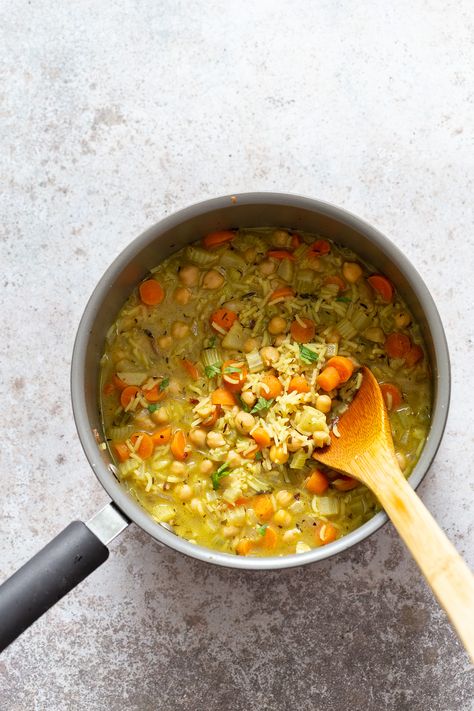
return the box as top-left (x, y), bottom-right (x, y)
top-left (71, 192), bottom-right (450, 570)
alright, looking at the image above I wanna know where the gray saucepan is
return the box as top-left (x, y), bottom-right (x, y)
top-left (0, 193), bottom-right (450, 652)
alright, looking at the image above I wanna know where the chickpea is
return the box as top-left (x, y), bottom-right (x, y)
top-left (259, 259), bottom-right (276, 276)
top-left (178, 264), bottom-right (200, 287)
top-left (176, 483), bottom-right (193, 501)
top-left (396, 451), bottom-right (407, 471)
top-left (268, 316), bottom-right (287, 335)
top-left (296, 541), bottom-right (311, 553)
top-left (170, 461), bottom-right (187, 477)
top-left (227, 450), bottom-right (243, 468)
top-left (273, 509), bottom-right (292, 527)
top-left (234, 411), bottom-right (255, 435)
top-left (200, 459), bottom-right (215, 474)
top-left (203, 269), bottom-right (225, 290)
top-left (276, 490), bottom-right (293, 508)
top-left (133, 414), bottom-right (155, 430)
top-left (342, 261), bottom-right (363, 283)
top-left (173, 286), bottom-right (191, 305)
top-left (273, 334), bottom-right (286, 347)
top-left (171, 321), bottom-right (190, 339)
top-left (272, 229), bottom-right (290, 247)
top-left (315, 395), bottom-right (332, 414)
top-left (283, 528), bottom-right (301, 543)
top-left (244, 247), bottom-right (257, 263)
top-left (189, 428), bottom-right (207, 447)
top-left (190, 498), bottom-right (205, 515)
top-left (286, 431), bottom-right (307, 451)
top-left (157, 335), bottom-right (172, 350)
top-left (394, 311), bottom-right (411, 329)
top-left (241, 390), bottom-right (257, 408)
top-left (244, 337), bottom-right (260, 353)
top-left (223, 525), bottom-right (239, 538)
top-left (206, 431), bottom-right (226, 448)
top-left (364, 327), bottom-right (385, 344)
top-left (260, 346), bottom-right (279, 366)
top-left (269, 444), bottom-right (289, 464)
top-left (307, 257), bottom-right (321, 271)
top-left (326, 329), bottom-right (341, 344)
top-left (151, 407), bottom-right (169, 425)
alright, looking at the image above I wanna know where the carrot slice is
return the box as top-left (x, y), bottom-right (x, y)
top-left (260, 374), bottom-right (283, 399)
top-left (290, 317), bottom-right (316, 344)
top-left (251, 427), bottom-right (272, 448)
top-left (120, 386), bottom-right (141, 408)
top-left (380, 382), bottom-right (402, 410)
top-left (130, 432), bottom-right (154, 459)
top-left (315, 521), bottom-right (338, 545)
top-left (317, 366), bottom-right (341, 392)
top-left (308, 239), bottom-right (331, 256)
top-left (181, 359), bottom-right (200, 381)
top-left (367, 275), bottom-right (393, 302)
top-left (404, 345), bottom-right (424, 367)
top-left (114, 442), bottom-right (130, 462)
top-left (151, 427), bottom-right (172, 446)
top-left (305, 470), bottom-right (329, 495)
top-left (333, 476), bottom-right (359, 492)
top-left (236, 539), bottom-right (253, 555)
top-left (288, 375), bottom-right (310, 394)
top-left (323, 275), bottom-right (346, 292)
top-left (325, 356), bottom-right (354, 383)
top-left (170, 429), bottom-right (187, 461)
top-left (210, 307), bottom-right (238, 332)
top-left (202, 230), bottom-right (235, 249)
top-left (268, 286), bottom-right (295, 303)
top-left (143, 384), bottom-right (166, 403)
top-left (139, 279), bottom-right (165, 306)
top-left (267, 250), bottom-right (296, 261)
top-left (211, 388), bottom-right (237, 407)
top-left (261, 526), bottom-right (278, 549)
top-left (384, 333), bottom-right (411, 359)
top-left (253, 495), bottom-right (273, 522)
top-left (222, 360), bottom-right (248, 392)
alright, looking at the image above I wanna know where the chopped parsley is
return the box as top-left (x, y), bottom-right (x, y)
top-left (237, 395), bottom-right (250, 413)
top-left (205, 364), bottom-right (221, 378)
top-left (211, 463), bottom-right (231, 490)
top-left (299, 345), bottom-right (319, 364)
top-left (147, 404), bottom-right (159, 413)
top-left (223, 365), bottom-right (242, 374)
top-left (257, 524), bottom-right (267, 536)
top-left (255, 451), bottom-right (263, 461)
top-left (336, 296), bottom-right (351, 303)
top-left (159, 377), bottom-right (169, 390)
top-left (251, 397), bottom-right (274, 414)
top-left (208, 336), bottom-right (217, 348)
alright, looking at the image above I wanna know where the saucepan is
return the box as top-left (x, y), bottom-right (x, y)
top-left (0, 193), bottom-right (450, 652)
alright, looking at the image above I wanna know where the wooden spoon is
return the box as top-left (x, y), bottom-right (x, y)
top-left (313, 366), bottom-right (474, 661)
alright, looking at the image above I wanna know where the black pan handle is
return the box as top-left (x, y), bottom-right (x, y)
top-left (0, 504), bottom-right (129, 652)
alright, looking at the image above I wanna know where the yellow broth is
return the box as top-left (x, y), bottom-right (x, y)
top-left (100, 228), bottom-right (431, 556)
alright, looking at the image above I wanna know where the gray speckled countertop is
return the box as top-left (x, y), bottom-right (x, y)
top-left (1, 1), bottom-right (473, 709)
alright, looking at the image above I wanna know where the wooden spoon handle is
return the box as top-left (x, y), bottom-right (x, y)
top-left (359, 447), bottom-right (474, 662)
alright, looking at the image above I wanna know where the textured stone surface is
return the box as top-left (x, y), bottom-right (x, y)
top-left (1, 1), bottom-right (473, 709)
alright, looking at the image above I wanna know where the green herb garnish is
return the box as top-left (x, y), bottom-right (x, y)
top-left (147, 404), bottom-right (159, 413)
top-left (159, 377), bottom-right (170, 390)
top-left (299, 345), bottom-right (319, 364)
top-left (223, 365), bottom-right (242, 374)
top-left (336, 296), bottom-right (351, 303)
top-left (211, 463), bottom-right (231, 490)
top-left (257, 524), bottom-right (267, 536)
top-left (255, 451), bottom-right (263, 461)
top-left (251, 397), bottom-right (274, 414)
top-left (205, 364), bottom-right (221, 378)
top-left (237, 395), bottom-right (250, 413)
top-left (208, 336), bottom-right (217, 348)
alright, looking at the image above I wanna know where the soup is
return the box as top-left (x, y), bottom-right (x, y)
top-left (100, 228), bottom-right (431, 556)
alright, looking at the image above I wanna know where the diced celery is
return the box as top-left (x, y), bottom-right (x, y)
top-left (185, 245), bottom-right (218, 266)
top-left (277, 258), bottom-right (294, 282)
top-left (220, 251), bottom-right (246, 271)
top-left (336, 318), bottom-right (358, 340)
top-left (289, 450), bottom-right (308, 469)
top-left (222, 321), bottom-right (244, 349)
top-left (351, 309), bottom-right (371, 332)
top-left (315, 496), bottom-right (340, 516)
top-left (245, 349), bottom-right (264, 373)
top-left (201, 348), bottom-right (222, 368)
